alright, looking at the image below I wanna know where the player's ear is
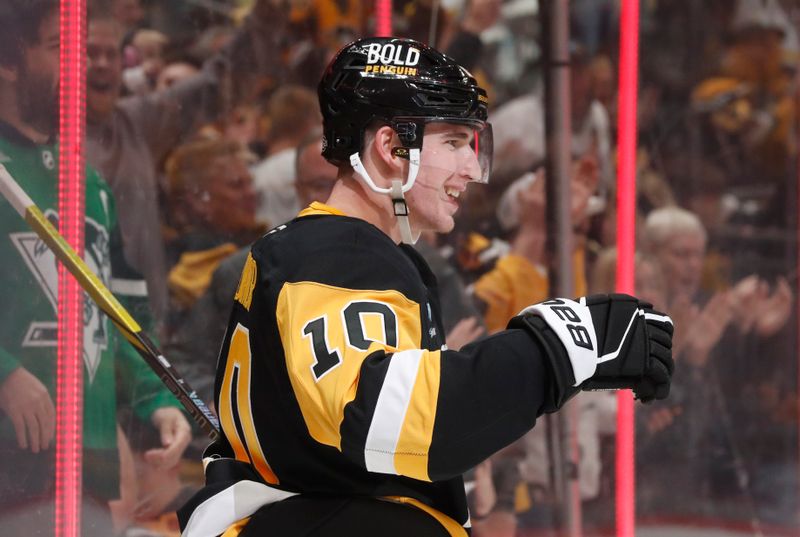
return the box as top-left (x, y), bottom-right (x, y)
top-left (371, 125), bottom-right (405, 173)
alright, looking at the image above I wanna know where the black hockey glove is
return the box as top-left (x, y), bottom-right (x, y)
top-left (508, 294), bottom-right (674, 409)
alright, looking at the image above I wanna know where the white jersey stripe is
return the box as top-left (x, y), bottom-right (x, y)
top-left (364, 348), bottom-right (424, 474)
top-left (181, 477), bottom-right (297, 537)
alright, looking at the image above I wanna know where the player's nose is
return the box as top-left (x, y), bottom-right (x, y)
top-left (459, 149), bottom-right (482, 183)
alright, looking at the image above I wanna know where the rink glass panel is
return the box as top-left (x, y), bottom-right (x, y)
top-left (633, 2), bottom-right (799, 534)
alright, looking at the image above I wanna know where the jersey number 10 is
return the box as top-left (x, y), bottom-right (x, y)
top-left (303, 300), bottom-right (399, 381)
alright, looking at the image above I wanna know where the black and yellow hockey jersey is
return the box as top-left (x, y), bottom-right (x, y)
top-left (179, 203), bottom-right (562, 537)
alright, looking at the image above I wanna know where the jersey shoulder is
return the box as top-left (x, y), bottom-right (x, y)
top-left (251, 214), bottom-right (425, 296)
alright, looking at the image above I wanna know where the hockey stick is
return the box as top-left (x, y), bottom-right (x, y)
top-left (0, 164), bottom-right (221, 441)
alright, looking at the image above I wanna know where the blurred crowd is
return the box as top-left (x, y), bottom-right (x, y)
top-left (3, 0), bottom-right (800, 535)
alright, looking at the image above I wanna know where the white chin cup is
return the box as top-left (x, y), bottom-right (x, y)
top-left (350, 149), bottom-right (420, 244)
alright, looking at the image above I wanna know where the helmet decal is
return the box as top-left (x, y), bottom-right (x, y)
top-left (363, 42), bottom-right (421, 75)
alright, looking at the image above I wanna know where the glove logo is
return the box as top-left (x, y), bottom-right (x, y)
top-left (541, 299), bottom-right (594, 351)
top-left (519, 297), bottom-right (599, 386)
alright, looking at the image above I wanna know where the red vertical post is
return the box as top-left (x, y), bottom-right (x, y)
top-left (375, 0), bottom-right (393, 37)
top-left (55, 1), bottom-right (86, 536)
top-left (616, 0), bottom-right (640, 536)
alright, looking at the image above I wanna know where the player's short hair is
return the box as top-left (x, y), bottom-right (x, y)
top-left (0, 0), bottom-right (58, 70)
top-left (642, 206), bottom-right (707, 252)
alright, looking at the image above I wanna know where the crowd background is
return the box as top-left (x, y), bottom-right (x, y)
top-left (1, 0), bottom-right (799, 535)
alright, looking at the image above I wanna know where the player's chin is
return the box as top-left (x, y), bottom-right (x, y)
top-left (434, 215), bottom-right (456, 234)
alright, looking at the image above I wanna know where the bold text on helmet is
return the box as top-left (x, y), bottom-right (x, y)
top-left (365, 43), bottom-right (421, 67)
top-left (363, 65), bottom-right (418, 76)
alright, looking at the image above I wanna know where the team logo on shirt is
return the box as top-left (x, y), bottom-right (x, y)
top-left (10, 209), bottom-right (111, 383)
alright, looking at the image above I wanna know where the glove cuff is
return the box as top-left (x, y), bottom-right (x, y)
top-left (508, 314), bottom-right (581, 411)
top-left (518, 298), bottom-right (599, 385)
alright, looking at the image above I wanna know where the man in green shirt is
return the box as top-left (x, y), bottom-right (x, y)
top-left (0, 2), bottom-right (191, 534)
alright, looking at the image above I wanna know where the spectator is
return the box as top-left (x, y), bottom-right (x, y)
top-left (638, 206), bottom-right (792, 519)
top-left (466, 459), bottom-right (499, 537)
top-left (0, 2), bottom-right (190, 535)
top-left (474, 156), bottom-right (598, 334)
top-left (294, 130), bottom-right (341, 211)
top-left (121, 29), bottom-right (168, 96)
top-left (251, 85), bottom-right (322, 227)
top-left (516, 390), bottom-right (617, 530)
top-left (163, 137), bottom-right (264, 327)
top-left (441, 0), bottom-right (503, 71)
top-left (112, 0), bottom-right (145, 33)
top-left (85, 0), bottom-right (299, 326)
top-left (163, 132), bottom-right (339, 411)
top-left (415, 231), bottom-right (487, 352)
top-left (483, 43), bottom-right (612, 231)
top-left (463, 157), bottom-right (599, 534)
top-left (590, 248), bottom-right (667, 310)
top-left (111, 136), bottom-right (266, 532)
top-left (308, 0), bottom-right (368, 41)
top-left (690, 0), bottom-right (797, 226)
top-left (219, 104), bottom-right (262, 150)
top-left (156, 61), bottom-right (199, 92)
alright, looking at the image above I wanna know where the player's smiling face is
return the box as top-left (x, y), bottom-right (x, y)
top-left (405, 122), bottom-right (481, 234)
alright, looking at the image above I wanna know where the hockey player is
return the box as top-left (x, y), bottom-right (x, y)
top-left (0, 2), bottom-right (190, 534)
top-left (178, 37), bottom-right (674, 537)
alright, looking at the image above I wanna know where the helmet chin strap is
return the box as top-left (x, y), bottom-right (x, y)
top-left (349, 149), bottom-right (421, 244)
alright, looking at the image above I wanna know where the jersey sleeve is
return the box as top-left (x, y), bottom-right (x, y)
top-left (257, 245), bottom-right (555, 484)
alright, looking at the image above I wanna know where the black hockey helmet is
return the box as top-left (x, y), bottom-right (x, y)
top-left (318, 37), bottom-right (492, 182)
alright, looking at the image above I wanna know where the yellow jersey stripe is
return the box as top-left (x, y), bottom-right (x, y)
top-left (393, 349), bottom-right (441, 481)
top-left (219, 324), bottom-right (279, 484)
top-left (383, 496), bottom-right (468, 537)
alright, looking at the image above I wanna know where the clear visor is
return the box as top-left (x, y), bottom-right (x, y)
top-left (471, 123), bottom-right (493, 184)
top-left (393, 118), bottom-right (493, 184)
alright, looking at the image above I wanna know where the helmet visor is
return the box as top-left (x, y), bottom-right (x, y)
top-left (471, 123), bottom-right (493, 184)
